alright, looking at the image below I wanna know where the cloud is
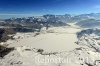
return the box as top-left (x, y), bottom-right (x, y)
top-left (94, 5), bottom-right (100, 8)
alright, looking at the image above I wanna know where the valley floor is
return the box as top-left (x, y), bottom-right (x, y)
top-left (8, 26), bottom-right (81, 52)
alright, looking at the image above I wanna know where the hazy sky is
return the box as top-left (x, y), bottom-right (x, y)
top-left (0, 0), bottom-right (100, 18)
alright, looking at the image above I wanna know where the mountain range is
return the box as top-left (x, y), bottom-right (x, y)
top-left (1, 13), bottom-right (100, 28)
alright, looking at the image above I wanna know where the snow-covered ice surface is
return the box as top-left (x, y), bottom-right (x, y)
top-left (0, 25), bottom-right (100, 66)
top-left (8, 26), bottom-right (81, 52)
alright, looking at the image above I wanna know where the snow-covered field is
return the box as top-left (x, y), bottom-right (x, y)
top-left (8, 26), bottom-right (81, 52)
top-left (0, 25), bottom-right (100, 66)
